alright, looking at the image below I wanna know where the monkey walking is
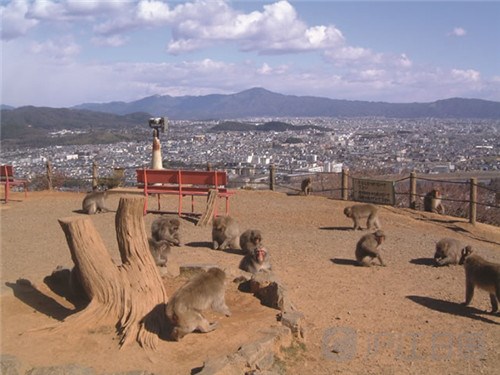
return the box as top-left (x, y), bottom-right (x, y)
top-left (344, 204), bottom-right (381, 230)
top-left (212, 216), bottom-right (240, 250)
top-left (434, 238), bottom-right (465, 266)
top-left (424, 189), bottom-right (445, 214)
top-left (459, 246), bottom-right (500, 314)
top-left (166, 267), bottom-right (231, 340)
top-left (239, 247), bottom-right (272, 274)
top-left (239, 229), bottom-right (263, 255)
top-left (151, 215), bottom-right (181, 246)
top-left (82, 191), bottom-right (110, 215)
top-left (355, 230), bottom-right (386, 267)
top-left (301, 177), bottom-right (312, 196)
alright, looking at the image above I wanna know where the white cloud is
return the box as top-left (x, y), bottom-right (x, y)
top-left (451, 69), bottom-right (480, 82)
top-left (0, 0), bottom-right (38, 40)
top-left (448, 27), bottom-right (467, 37)
top-left (30, 37), bottom-right (81, 62)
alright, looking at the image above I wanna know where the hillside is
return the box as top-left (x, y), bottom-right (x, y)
top-left (73, 88), bottom-right (500, 119)
top-left (1, 190), bottom-right (499, 374)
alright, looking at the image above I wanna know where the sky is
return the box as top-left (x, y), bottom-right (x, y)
top-left (1, 0), bottom-right (499, 108)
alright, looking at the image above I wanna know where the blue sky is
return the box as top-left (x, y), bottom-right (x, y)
top-left (1, 0), bottom-right (499, 107)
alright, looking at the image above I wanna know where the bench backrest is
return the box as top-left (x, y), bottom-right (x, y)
top-left (136, 169), bottom-right (228, 187)
top-left (0, 165), bottom-right (14, 180)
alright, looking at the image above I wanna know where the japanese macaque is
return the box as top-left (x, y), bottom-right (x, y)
top-left (151, 215), bottom-right (181, 246)
top-left (239, 247), bottom-right (272, 274)
top-left (82, 191), bottom-right (109, 215)
top-left (301, 177), bottom-right (312, 196)
top-left (344, 204), bottom-right (381, 230)
top-left (239, 229), bottom-right (263, 255)
top-left (212, 216), bottom-right (240, 250)
top-left (355, 230), bottom-right (386, 267)
top-left (424, 189), bottom-right (445, 214)
top-left (459, 246), bottom-right (500, 314)
top-left (434, 238), bottom-right (464, 266)
top-left (148, 238), bottom-right (171, 267)
top-left (166, 267), bottom-right (231, 340)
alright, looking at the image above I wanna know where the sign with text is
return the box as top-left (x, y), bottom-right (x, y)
top-left (352, 178), bottom-right (395, 206)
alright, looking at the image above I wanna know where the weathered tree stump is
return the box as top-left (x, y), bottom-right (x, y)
top-left (58, 196), bottom-right (167, 350)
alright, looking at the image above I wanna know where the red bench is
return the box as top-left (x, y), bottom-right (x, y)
top-left (1, 165), bottom-right (29, 203)
top-left (136, 169), bottom-right (235, 216)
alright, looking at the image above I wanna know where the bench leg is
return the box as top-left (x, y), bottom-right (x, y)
top-left (157, 194), bottom-right (161, 211)
top-left (5, 181), bottom-right (9, 203)
top-left (191, 196), bottom-right (194, 213)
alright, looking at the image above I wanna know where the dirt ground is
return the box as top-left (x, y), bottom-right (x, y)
top-left (1, 189), bottom-right (499, 374)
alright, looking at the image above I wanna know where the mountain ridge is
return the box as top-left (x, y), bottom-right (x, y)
top-left (71, 87), bottom-right (500, 119)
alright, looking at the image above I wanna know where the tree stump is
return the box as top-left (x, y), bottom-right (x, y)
top-left (58, 196), bottom-right (167, 350)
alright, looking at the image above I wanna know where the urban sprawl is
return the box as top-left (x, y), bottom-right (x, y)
top-left (1, 117), bottom-right (499, 189)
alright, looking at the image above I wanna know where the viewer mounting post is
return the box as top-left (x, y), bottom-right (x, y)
top-left (149, 117), bottom-right (168, 170)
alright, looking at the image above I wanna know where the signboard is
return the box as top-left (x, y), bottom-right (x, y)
top-left (352, 178), bottom-right (395, 206)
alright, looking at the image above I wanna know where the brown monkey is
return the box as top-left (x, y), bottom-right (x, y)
top-left (434, 238), bottom-right (464, 266)
top-left (355, 230), bottom-right (386, 267)
top-left (82, 191), bottom-right (109, 214)
top-left (459, 246), bottom-right (500, 314)
top-left (148, 238), bottom-right (171, 267)
top-left (239, 247), bottom-right (272, 274)
top-left (239, 229), bottom-right (263, 255)
top-left (151, 215), bottom-right (181, 246)
top-left (344, 204), bottom-right (381, 230)
top-left (301, 177), bottom-right (312, 196)
top-left (424, 189), bottom-right (445, 214)
top-left (212, 216), bottom-right (239, 250)
top-left (166, 267), bottom-right (231, 340)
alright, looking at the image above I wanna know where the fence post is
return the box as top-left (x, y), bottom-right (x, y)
top-left (269, 164), bottom-right (275, 191)
top-left (92, 161), bottom-right (98, 190)
top-left (206, 162), bottom-right (212, 171)
top-left (469, 178), bottom-right (477, 225)
top-left (341, 168), bottom-right (349, 200)
top-left (409, 171), bottom-right (417, 209)
top-left (46, 161), bottom-right (53, 191)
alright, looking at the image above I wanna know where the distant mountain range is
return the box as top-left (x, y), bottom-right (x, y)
top-left (71, 88), bottom-right (500, 119)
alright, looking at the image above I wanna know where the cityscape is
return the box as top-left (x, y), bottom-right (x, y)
top-left (1, 117), bottom-right (498, 189)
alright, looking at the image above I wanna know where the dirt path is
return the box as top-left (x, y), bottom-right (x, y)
top-left (1, 190), bottom-right (499, 374)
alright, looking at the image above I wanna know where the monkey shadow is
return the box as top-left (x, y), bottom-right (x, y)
top-left (409, 258), bottom-right (436, 267)
top-left (5, 279), bottom-right (77, 321)
top-left (140, 302), bottom-right (174, 342)
top-left (185, 241), bottom-right (213, 249)
top-left (406, 295), bottom-right (500, 325)
top-left (330, 258), bottom-right (359, 267)
top-left (320, 226), bottom-right (353, 231)
top-left (286, 192), bottom-right (302, 196)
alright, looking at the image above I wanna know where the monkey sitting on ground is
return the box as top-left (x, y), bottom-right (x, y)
top-left (151, 215), bottom-right (181, 246)
top-left (166, 267), bottom-right (231, 340)
top-left (239, 246), bottom-right (272, 274)
top-left (344, 204), bottom-right (381, 230)
top-left (148, 238), bottom-right (171, 267)
top-left (459, 246), bottom-right (500, 314)
top-left (355, 230), bottom-right (386, 267)
top-left (434, 238), bottom-right (465, 266)
top-left (423, 189), bottom-right (445, 214)
top-left (212, 216), bottom-right (240, 250)
top-left (301, 177), bottom-right (312, 196)
top-left (239, 229), bottom-right (263, 255)
top-left (82, 191), bottom-right (110, 215)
